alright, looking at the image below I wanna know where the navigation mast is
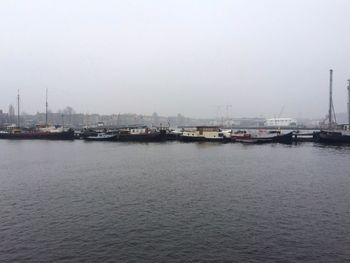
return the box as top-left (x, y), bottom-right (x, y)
top-left (45, 88), bottom-right (48, 127)
top-left (348, 79), bottom-right (350, 126)
top-left (17, 89), bottom-right (20, 128)
top-left (328, 69), bottom-right (333, 129)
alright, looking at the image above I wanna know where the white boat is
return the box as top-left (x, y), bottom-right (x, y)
top-left (84, 133), bottom-right (117, 141)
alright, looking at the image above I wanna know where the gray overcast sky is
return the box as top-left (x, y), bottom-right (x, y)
top-left (1, 0), bottom-right (350, 118)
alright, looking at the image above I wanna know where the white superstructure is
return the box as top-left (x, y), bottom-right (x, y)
top-left (265, 118), bottom-right (297, 127)
top-left (181, 126), bottom-right (224, 140)
top-left (38, 126), bottom-right (65, 133)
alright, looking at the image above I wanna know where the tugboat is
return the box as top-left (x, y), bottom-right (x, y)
top-left (180, 126), bottom-right (226, 142)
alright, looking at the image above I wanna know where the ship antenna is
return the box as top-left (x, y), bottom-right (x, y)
top-left (45, 88), bottom-right (48, 127)
top-left (17, 89), bottom-right (20, 128)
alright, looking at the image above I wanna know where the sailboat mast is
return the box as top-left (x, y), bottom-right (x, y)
top-left (348, 79), bottom-right (350, 126)
top-left (17, 89), bottom-right (20, 128)
top-left (45, 88), bottom-right (48, 127)
top-left (328, 69), bottom-right (333, 129)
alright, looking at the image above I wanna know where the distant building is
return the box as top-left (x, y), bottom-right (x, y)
top-left (232, 118), bottom-right (266, 127)
top-left (0, 110), bottom-right (5, 125)
top-left (337, 124), bottom-right (350, 131)
top-left (265, 118), bottom-right (297, 127)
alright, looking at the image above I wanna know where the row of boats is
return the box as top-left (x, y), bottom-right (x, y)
top-left (80, 69), bottom-right (350, 144)
top-left (79, 126), bottom-right (350, 144)
top-left (82, 126), bottom-right (295, 144)
top-left (0, 125), bottom-right (349, 144)
top-left (2, 69), bottom-right (348, 144)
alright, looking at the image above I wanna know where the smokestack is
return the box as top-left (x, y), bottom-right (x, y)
top-left (329, 69), bottom-right (333, 129)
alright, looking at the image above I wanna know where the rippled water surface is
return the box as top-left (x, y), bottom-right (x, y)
top-left (0, 140), bottom-right (350, 262)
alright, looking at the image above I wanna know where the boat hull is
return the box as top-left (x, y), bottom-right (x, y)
top-left (236, 137), bottom-right (273, 144)
top-left (272, 132), bottom-right (293, 144)
top-left (180, 135), bottom-right (226, 142)
top-left (84, 134), bottom-right (117, 141)
top-left (0, 130), bottom-right (75, 140)
top-left (316, 131), bottom-right (350, 144)
top-left (234, 132), bottom-right (293, 144)
top-left (112, 132), bottom-right (165, 142)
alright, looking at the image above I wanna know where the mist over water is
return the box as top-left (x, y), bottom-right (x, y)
top-left (1, 1), bottom-right (350, 118)
top-left (1, 140), bottom-right (349, 262)
top-left (1, 1), bottom-right (350, 263)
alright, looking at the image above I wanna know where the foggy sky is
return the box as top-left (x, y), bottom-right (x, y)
top-left (1, 0), bottom-right (350, 119)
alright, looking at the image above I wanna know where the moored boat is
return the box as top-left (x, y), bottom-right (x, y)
top-left (0, 127), bottom-right (75, 140)
top-left (316, 70), bottom-right (350, 144)
top-left (112, 126), bottom-right (166, 142)
top-left (0, 90), bottom-right (75, 140)
top-left (315, 129), bottom-right (350, 144)
top-left (180, 126), bottom-right (226, 142)
top-left (231, 129), bottom-right (293, 144)
top-left (83, 132), bottom-right (117, 141)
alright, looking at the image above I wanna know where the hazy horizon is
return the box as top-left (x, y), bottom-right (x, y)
top-left (1, 0), bottom-right (350, 119)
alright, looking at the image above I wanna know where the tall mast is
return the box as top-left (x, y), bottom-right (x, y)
top-left (17, 89), bottom-right (20, 127)
top-left (348, 79), bottom-right (350, 126)
top-left (328, 69), bottom-right (333, 129)
top-left (45, 88), bottom-right (48, 127)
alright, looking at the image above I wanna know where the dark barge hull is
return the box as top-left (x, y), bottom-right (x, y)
top-left (272, 132), bottom-right (293, 144)
top-left (179, 136), bottom-right (226, 142)
top-left (0, 130), bottom-right (75, 140)
top-left (164, 133), bottom-right (181, 141)
top-left (112, 132), bottom-right (165, 142)
top-left (236, 138), bottom-right (273, 144)
top-left (83, 135), bottom-right (118, 141)
top-left (315, 131), bottom-right (350, 144)
top-left (234, 132), bottom-right (293, 144)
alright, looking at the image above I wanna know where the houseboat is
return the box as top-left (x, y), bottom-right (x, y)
top-left (180, 126), bottom-right (226, 142)
top-left (112, 126), bottom-right (166, 142)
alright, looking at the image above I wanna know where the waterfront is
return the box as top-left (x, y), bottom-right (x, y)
top-left (0, 140), bottom-right (350, 262)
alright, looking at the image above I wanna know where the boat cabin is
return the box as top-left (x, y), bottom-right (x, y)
top-left (182, 126), bottom-right (224, 139)
top-left (118, 126), bottom-right (150, 135)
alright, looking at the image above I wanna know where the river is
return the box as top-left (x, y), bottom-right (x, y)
top-left (0, 140), bottom-right (349, 262)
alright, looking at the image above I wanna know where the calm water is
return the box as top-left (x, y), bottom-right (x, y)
top-left (0, 140), bottom-right (349, 262)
